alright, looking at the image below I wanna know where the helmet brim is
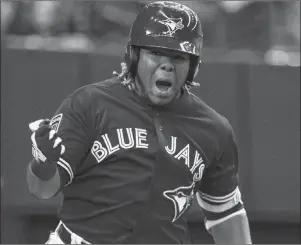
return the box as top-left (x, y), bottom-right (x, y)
top-left (131, 35), bottom-right (201, 56)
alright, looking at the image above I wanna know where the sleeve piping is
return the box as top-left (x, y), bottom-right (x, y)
top-left (196, 187), bottom-right (242, 213)
top-left (57, 157), bottom-right (74, 186)
top-left (198, 186), bottom-right (239, 203)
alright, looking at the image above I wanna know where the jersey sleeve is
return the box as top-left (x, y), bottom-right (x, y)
top-left (196, 122), bottom-right (245, 230)
top-left (49, 95), bottom-right (93, 186)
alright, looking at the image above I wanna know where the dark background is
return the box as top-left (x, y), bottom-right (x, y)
top-left (1, 1), bottom-right (300, 244)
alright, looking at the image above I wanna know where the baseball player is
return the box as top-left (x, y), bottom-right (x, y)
top-left (27, 1), bottom-right (252, 244)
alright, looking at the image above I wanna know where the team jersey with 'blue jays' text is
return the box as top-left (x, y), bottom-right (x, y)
top-left (49, 77), bottom-right (243, 243)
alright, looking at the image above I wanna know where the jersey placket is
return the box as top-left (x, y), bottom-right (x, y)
top-left (146, 109), bottom-right (165, 204)
top-left (147, 109), bottom-right (170, 205)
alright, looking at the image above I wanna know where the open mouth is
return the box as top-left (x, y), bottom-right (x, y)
top-left (155, 80), bottom-right (173, 92)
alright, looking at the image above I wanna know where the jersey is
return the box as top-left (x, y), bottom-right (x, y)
top-left (49, 77), bottom-right (243, 243)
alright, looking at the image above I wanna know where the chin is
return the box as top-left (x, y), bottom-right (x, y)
top-left (147, 86), bottom-right (180, 106)
top-left (149, 95), bottom-right (175, 106)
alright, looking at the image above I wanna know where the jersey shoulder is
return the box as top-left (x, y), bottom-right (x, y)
top-left (188, 91), bottom-right (234, 138)
top-left (66, 76), bottom-right (125, 107)
top-left (70, 76), bottom-right (123, 99)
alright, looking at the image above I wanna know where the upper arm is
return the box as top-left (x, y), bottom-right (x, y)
top-left (196, 122), bottom-right (245, 230)
top-left (49, 95), bottom-right (93, 186)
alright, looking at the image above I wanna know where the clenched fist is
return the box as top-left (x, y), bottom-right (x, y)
top-left (29, 119), bottom-right (65, 163)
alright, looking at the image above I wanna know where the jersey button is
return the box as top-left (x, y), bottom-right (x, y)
top-left (159, 126), bottom-right (163, 131)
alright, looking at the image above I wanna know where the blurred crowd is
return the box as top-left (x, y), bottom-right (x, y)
top-left (1, 1), bottom-right (300, 65)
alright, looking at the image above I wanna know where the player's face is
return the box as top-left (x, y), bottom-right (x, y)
top-left (136, 47), bottom-right (190, 106)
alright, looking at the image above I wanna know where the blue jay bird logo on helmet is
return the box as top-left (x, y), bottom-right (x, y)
top-left (157, 17), bottom-right (184, 37)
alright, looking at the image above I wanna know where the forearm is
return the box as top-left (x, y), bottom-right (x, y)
top-left (27, 159), bottom-right (62, 199)
top-left (209, 210), bottom-right (252, 244)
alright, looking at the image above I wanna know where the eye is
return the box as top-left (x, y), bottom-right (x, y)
top-left (174, 55), bottom-right (186, 60)
top-left (150, 50), bottom-right (161, 56)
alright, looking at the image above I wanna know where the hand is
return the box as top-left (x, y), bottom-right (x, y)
top-left (29, 119), bottom-right (65, 163)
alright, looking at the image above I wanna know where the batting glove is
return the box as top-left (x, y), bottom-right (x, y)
top-left (29, 119), bottom-right (65, 163)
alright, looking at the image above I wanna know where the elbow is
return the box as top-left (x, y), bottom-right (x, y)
top-left (208, 210), bottom-right (252, 244)
top-left (206, 208), bottom-right (247, 230)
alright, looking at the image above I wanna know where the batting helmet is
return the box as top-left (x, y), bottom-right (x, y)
top-left (124, 1), bottom-right (203, 84)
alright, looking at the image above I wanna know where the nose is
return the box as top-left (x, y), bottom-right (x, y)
top-left (159, 57), bottom-right (174, 72)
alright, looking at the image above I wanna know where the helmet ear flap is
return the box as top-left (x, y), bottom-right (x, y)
top-left (186, 56), bottom-right (200, 83)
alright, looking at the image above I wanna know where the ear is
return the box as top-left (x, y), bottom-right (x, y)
top-left (193, 60), bottom-right (201, 79)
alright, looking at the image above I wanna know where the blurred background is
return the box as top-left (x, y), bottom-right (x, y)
top-left (1, 0), bottom-right (300, 65)
top-left (1, 0), bottom-right (300, 244)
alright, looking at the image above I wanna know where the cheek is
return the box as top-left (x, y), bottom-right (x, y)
top-left (138, 58), bottom-right (159, 92)
top-left (176, 62), bottom-right (190, 83)
top-left (138, 56), bottom-right (156, 79)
